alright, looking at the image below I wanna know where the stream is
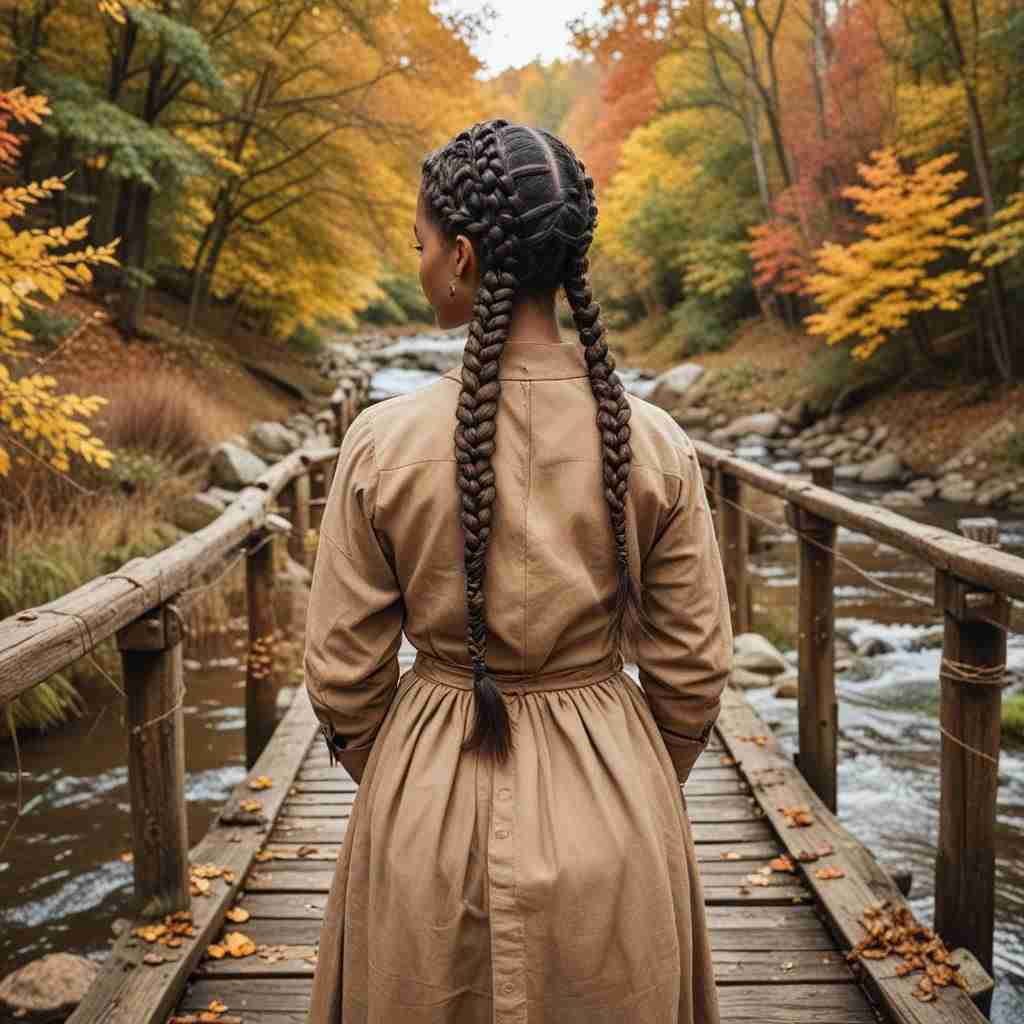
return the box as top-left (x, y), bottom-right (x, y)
top-left (1, 331), bottom-right (1022, 1022)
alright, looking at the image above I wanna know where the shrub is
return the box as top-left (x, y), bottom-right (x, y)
top-left (22, 306), bottom-right (79, 347)
top-left (798, 338), bottom-right (908, 415)
top-left (1004, 693), bottom-right (1024, 742)
top-left (1005, 430), bottom-right (1024, 467)
top-left (286, 323), bottom-right (326, 355)
top-left (669, 297), bottom-right (732, 355)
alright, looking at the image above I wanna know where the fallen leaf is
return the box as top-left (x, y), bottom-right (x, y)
top-left (224, 931), bottom-right (257, 958)
top-left (239, 799), bottom-right (263, 814)
top-left (119, 851), bottom-right (134, 863)
top-left (795, 849), bottom-right (820, 862)
top-left (297, 845), bottom-right (318, 858)
top-left (254, 850), bottom-right (274, 862)
top-left (780, 806), bottom-right (815, 828)
top-left (208, 999), bottom-right (228, 1013)
top-left (746, 873), bottom-right (771, 887)
top-left (720, 851), bottom-right (741, 861)
top-left (192, 864), bottom-right (225, 879)
top-left (206, 944), bottom-right (226, 960)
top-left (191, 878), bottom-right (212, 897)
top-left (133, 924), bottom-right (168, 943)
top-left (248, 775), bottom-right (273, 790)
top-left (719, 755), bottom-right (736, 766)
top-left (770, 856), bottom-right (796, 873)
top-left (781, 961), bottom-right (794, 972)
top-left (816, 865), bottom-right (846, 880)
top-left (142, 952), bottom-right (164, 966)
top-left (225, 907), bottom-right (251, 923)
top-left (164, 937), bottom-right (183, 949)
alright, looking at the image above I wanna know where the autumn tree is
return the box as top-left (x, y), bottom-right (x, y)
top-left (804, 147), bottom-right (983, 361)
top-left (0, 87), bottom-right (117, 477)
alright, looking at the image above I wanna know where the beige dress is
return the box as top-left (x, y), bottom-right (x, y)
top-left (304, 341), bottom-right (733, 1024)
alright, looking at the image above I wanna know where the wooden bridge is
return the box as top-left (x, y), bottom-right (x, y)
top-left (2, 380), bottom-right (1022, 1024)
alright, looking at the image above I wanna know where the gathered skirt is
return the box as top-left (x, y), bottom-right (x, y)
top-left (307, 654), bottom-right (721, 1024)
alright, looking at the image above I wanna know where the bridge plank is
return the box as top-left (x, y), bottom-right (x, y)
top-left (67, 694), bottom-right (320, 1024)
top-left (716, 685), bottom-right (988, 1024)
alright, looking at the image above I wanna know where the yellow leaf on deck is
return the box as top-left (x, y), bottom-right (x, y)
top-left (224, 931), bottom-right (257, 958)
top-left (248, 775), bottom-right (273, 790)
top-left (225, 907), bottom-right (251, 923)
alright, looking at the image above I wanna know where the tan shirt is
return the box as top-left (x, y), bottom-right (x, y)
top-left (304, 340), bottom-right (732, 784)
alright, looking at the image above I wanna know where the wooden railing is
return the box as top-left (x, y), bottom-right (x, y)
top-left (0, 382), bottom-right (362, 921)
top-left (695, 439), bottom-right (1022, 1010)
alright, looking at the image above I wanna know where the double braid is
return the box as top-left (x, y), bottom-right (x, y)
top-left (421, 122), bottom-right (641, 762)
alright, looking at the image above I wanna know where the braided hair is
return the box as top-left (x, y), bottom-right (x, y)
top-left (421, 120), bottom-right (641, 762)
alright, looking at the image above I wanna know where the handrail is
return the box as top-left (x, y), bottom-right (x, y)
top-left (0, 446), bottom-right (339, 702)
top-left (693, 437), bottom-right (1020, 1016)
top-left (693, 439), bottom-right (1024, 601)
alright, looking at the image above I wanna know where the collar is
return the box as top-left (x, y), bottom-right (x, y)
top-left (442, 341), bottom-right (588, 382)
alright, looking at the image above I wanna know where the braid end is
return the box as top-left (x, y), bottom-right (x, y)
top-left (462, 670), bottom-right (514, 762)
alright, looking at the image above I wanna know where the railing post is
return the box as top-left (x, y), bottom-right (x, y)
top-left (715, 468), bottom-right (751, 634)
top-left (246, 524), bottom-right (282, 768)
top-left (787, 458), bottom-right (837, 811)
top-left (934, 516), bottom-right (1007, 1011)
top-left (310, 465), bottom-right (328, 533)
top-left (117, 603), bottom-right (189, 919)
top-left (283, 470), bottom-right (311, 569)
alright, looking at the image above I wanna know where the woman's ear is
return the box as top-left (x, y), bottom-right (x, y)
top-left (454, 234), bottom-right (476, 282)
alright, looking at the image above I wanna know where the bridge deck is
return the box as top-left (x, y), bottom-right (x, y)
top-left (78, 640), bottom-right (986, 1024)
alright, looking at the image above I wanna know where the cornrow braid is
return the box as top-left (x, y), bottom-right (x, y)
top-left (420, 121), bottom-right (643, 762)
top-left (423, 120), bottom-right (521, 762)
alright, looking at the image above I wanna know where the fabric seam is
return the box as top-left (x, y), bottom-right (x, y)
top-left (523, 381), bottom-right (532, 673)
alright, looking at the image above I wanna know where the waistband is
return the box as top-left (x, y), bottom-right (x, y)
top-left (411, 651), bottom-right (625, 695)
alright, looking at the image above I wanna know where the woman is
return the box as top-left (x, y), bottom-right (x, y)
top-left (304, 120), bottom-right (732, 1024)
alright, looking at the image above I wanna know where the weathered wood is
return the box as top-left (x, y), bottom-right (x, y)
top-left (691, 439), bottom-right (1024, 603)
top-left (0, 449), bottom-right (339, 701)
top-left (246, 528), bottom-right (280, 769)
top-left (68, 694), bottom-right (319, 1024)
top-left (933, 518), bottom-right (1009, 1013)
top-left (716, 468), bottom-right (752, 634)
top-left (309, 466), bottom-right (328, 533)
top-left (119, 604), bottom-right (189, 919)
top-left (282, 471), bottom-right (311, 569)
top-left (787, 458), bottom-right (838, 812)
top-left (716, 686), bottom-right (989, 1024)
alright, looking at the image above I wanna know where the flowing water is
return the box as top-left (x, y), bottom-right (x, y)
top-left (1, 334), bottom-right (1022, 1022)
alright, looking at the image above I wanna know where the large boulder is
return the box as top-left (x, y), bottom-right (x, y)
top-left (648, 363), bottom-right (705, 411)
top-left (860, 452), bottom-right (904, 484)
top-left (880, 490), bottom-right (925, 510)
top-left (722, 412), bottom-right (781, 440)
top-left (210, 442), bottom-right (269, 490)
top-left (733, 633), bottom-right (788, 676)
top-left (171, 492), bottom-right (225, 532)
top-left (249, 421), bottom-right (299, 458)
top-left (0, 953), bottom-right (98, 1022)
top-left (731, 667), bottom-right (773, 690)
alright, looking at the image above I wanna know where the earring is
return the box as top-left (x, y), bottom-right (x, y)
top-left (448, 278), bottom-right (457, 298)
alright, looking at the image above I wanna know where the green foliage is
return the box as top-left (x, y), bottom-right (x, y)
top-left (669, 297), bottom-right (732, 355)
top-left (1004, 693), bottom-right (1024, 743)
top-left (286, 324), bottom-right (326, 355)
top-left (7, 677), bottom-right (84, 734)
top-left (21, 306), bottom-right (78, 347)
top-left (1005, 430), bottom-right (1024, 467)
top-left (716, 360), bottom-right (759, 397)
top-left (798, 338), bottom-right (908, 414)
top-left (359, 274), bottom-right (433, 326)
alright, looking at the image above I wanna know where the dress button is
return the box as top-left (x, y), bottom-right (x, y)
top-left (498, 787), bottom-right (512, 800)
top-left (502, 982), bottom-right (514, 994)
top-left (495, 828), bottom-right (510, 839)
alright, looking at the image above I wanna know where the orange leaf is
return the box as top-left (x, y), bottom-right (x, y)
top-left (815, 865), bottom-right (846, 880)
top-left (248, 775), bottom-right (273, 790)
top-left (225, 907), bottom-right (251, 923)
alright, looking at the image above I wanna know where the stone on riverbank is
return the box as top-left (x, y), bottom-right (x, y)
top-left (772, 672), bottom-right (799, 699)
top-left (249, 421), bottom-right (300, 459)
top-left (722, 412), bottom-right (781, 439)
top-left (0, 953), bottom-right (98, 1022)
top-left (880, 490), bottom-right (924, 509)
top-left (733, 633), bottom-right (788, 675)
top-left (648, 363), bottom-right (705, 410)
top-left (730, 667), bottom-right (774, 689)
top-left (210, 442), bottom-right (269, 489)
top-left (860, 452), bottom-right (904, 484)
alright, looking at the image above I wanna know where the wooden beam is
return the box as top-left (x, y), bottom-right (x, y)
top-left (246, 529), bottom-right (280, 769)
top-left (934, 517), bottom-right (1008, 1016)
top-left (118, 604), bottom-right (189, 919)
top-left (716, 468), bottom-right (751, 634)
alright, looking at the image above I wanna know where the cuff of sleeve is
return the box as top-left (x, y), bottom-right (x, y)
top-left (315, 719), bottom-right (372, 785)
top-left (660, 727), bottom-right (712, 786)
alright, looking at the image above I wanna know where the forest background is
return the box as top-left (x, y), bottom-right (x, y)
top-left (2, 0), bottom-right (1024, 726)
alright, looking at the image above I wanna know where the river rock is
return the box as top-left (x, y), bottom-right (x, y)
top-left (976, 481), bottom-right (1017, 508)
top-left (868, 424), bottom-right (890, 448)
top-left (857, 635), bottom-right (894, 657)
top-left (205, 486), bottom-right (239, 507)
top-left (648, 363), bottom-right (705, 410)
top-left (676, 406), bottom-right (711, 429)
top-left (731, 667), bottom-right (773, 689)
top-left (849, 425), bottom-right (871, 443)
top-left (210, 442), bottom-right (269, 489)
top-left (772, 672), bottom-right (799, 699)
top-left (723, 412), bottom-right (781, 439)
top-left (834, 463), bottom-right (863, 481)
top-left (249, 421), bottom-right (299, 458)
top-left (822, 438), bottom-right (854, 459)
top-left (880, 490), bottom-right (925, 509)
top-left (171, 492), bottom-right (225, 532)
top-left (860, 452), bottom-right (904, 484)
top-left (907, 478), bottom-right (937, 499)
top-left (286, 412), bottom-right (317, 439)
top-left (0, 953), bottom-right (98, 1022)
top-left (733, 633), bottom-right (788, 675)
top-left (782, 400), bottom-right (812, 429)
top-left (938, 479), bottom-right (977, 503)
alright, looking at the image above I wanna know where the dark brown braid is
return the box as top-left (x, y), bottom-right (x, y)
top-left (421, 122), bottom-right (641, 762)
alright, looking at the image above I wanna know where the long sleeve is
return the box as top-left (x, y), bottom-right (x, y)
top-left (304, 411), bottom-right (404, 783)
top-left (637, 434), bottom-right (733, 786)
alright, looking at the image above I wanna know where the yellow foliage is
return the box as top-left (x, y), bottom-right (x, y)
top-left (804, 148), bottom-right (983, 359)
top-left (969, 191), bottom-right (1024, 268)
top-left (0, 89), bottom-right (118, 476)
top-left (893, 82), bottom-right (967, 157)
